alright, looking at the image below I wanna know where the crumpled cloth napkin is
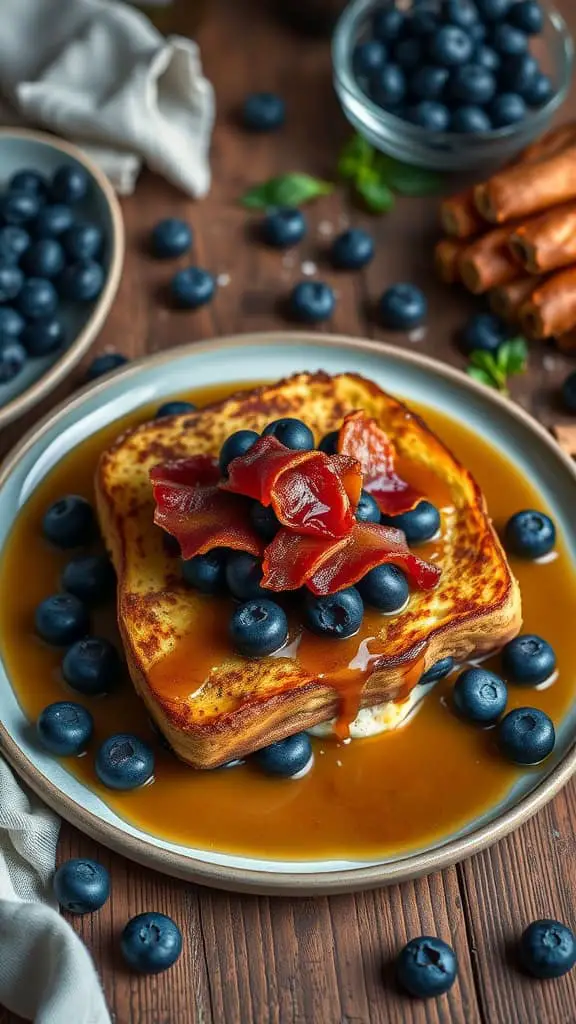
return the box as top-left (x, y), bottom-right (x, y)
top-left (0, 759), bottom-right (111, 1024)
top-left (0, 0), bottom-right (215, 196)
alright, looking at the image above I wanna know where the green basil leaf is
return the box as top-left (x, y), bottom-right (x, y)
top-left (240, 173), bottom-right (333, 209)
top-left (467, 367), bottom-right (496, 388)
top-left (338, 134), bottom-right (374, 181)
top-left (355, 176), bottom-right (394, 213)
top-left (376, 155), bottom-right (444, 196)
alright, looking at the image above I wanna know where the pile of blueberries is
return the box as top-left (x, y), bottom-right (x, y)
top-left (354, 0), bottom-right (553, 133)
top-left (0, 164), bottom-right (107, 386)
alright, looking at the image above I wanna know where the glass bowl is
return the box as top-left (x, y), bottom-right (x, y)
top-left (332, 0), bottom-right (574, 172)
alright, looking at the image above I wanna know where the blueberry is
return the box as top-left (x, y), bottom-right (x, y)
top-left (262, 417), bottom-right (314, 450)
top-left (253, 732), bottom-right (313, 778)
top-left (498, 706), bottom-right (555, 764)
top-left (409, 66), bottom-right (450, 101)
top-left (42, 495), bottom-right (95, 548)
top-left (396, 936), bottom-right (458, 998)
top-left (473, 44), bottom-right (501, 71)
top-left (63, 637), bottom-right (123, 696)
top-left (155, 400), bottom-right (196, 417)
top-left (429, 26), bottom-right (474, 67)
top-left (290, 280), bottom-right (335, 323)
top-left (242, 92), bottom-right (285, 132)
top-left (34, 593), bottom-right (89, 646)
top-left (502, 633), bottom-right (556, 685)
top-left (34, 204), bottom-right (74, 238)
top-left (0, 307), bottom-right (25, 338)
top-left (261, 207), bottom-right (306, 248)
top-left (420, 657), bottom-right (455, 685)
top-left (250, 501), bottom-right (280, 541)
top-left (357, 564), bottom-right (409, 613)
top-left (219, 429), bottom-right (259, 474)
top-left (449, 64), bottom-right (496, 104)
top-left (523, 72), bottom-right (554, 107)
top-left (59, 260), bottom-right (105, 302)
top-left (229, 598), bottom-right (288, 656)
top-left (9, 169), bottom-right (47, 197)
top-left (373, 8), bottom-right (404, 41)
top-left (37, 701), bottom-right (94, 756)
top-left (21, 318), bottom-right (64, 358)
top-left (0, 339), bottom-right (26, 383)
top-left (410, 8), bottom-right (438, 37)
top-left (508, 0), bottom-right (544, 35)
top-left (318, 430), bottom-right (339, 455)
top-left (0, 263), bottom-right (23, 303)
top-left (121, 912), bottom-right (182, 974)
top-left (330, 228), bottom-right (374, 270)
top-left (470, 22), bottom-right (487, 43)
top-left (380, 283), bottom-right (427, 330)
top-left (504, 509), bottom-right (556, 560)
top-left (53, 858), bottom-right (110, 914)
top-left (1, 191), bottom-right (40, 226)
top-left (95, 734), bottom-right (155, 789)
top-left (355, 490), bottom-right (381, 524)
top-left (475, 0), bottom-right (511, 19)
top-left (0, 226), bottom-right (30, 262)
top-left (442, 0), bottom-right (479, 29)
top-left (353, 40), bottom-right (388, 78)
top-left (150, 217), bottom-right (193, 259)
top-left (520, 919), bottom-right (576, 979)
top-left (460, 312), bottom-right (507, 354)
top-left (85, 352), bottom-right (128, 380)
top-left (500, 52), bottom-right (538, 94)
top-left (181, 549), bottom-right (228, 595)
top-left (18, 277), bottom-right (58, 319)
top-left (369, 64), bottom-right (407, 109)
top-left (226, 552), bottom-right (266, 601)
top-left (562, 371), bottom-right (576, 412)
top-left (22, 239), bottom-right (65, 279)
top-left (171, 266), bottom-right (216, 309)
top-left (381, 500), bottom-right (440, 543)
top-left (304, 587), bottom-right (364, 639)
top-left (453, 667), bottom-right (508, 724)
top-left (62, 553), bottom-right (116, 604)
top-left (394, 38), bottom-right (423, 72)
top-left (451, 105), bottom-right (492, 132)
top-left (62, 222), bottom-right (104, 261)
top-left (492, 24), bottom-right (528, 56)
top-left (50, 164), bottom-right (89, 204)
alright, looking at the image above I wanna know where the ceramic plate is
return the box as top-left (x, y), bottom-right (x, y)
top-left (0, 333), bottom-right (575, 895)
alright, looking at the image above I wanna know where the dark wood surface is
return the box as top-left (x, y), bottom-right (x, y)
top-left (1, 2), bottom-right (576, 1021)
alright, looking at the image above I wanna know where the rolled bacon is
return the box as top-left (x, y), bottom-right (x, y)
top-left (458, 226), bottom-right (521, 294)
top-left (489, 276), bottom-right (539, 322)
top-left (519, 266), bottom-right (576, 340)
top-left (508, 202), bottom-right (576, 274)
top-left (474, 147), bottom-right (576, 225)
top-left (434, 237), bottom-right (467, 284)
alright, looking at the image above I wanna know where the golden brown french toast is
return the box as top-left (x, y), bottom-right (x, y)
top-left (96, 372), bottom-right (522, 768)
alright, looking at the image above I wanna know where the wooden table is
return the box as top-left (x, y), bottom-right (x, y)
top-left (2, 2), bottom-right (576, 1021)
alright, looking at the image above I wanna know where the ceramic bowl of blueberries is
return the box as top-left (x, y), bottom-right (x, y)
top-left (0, 129), bottom-right (124, 429)
top-left (332, 0), bottom-right (573, 170)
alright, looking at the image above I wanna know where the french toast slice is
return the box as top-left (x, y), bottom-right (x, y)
top-left (96, 372), bottom-right (522, 768)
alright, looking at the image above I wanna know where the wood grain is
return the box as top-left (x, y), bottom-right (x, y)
top-left (1, 1), bottom-right (576, 1022)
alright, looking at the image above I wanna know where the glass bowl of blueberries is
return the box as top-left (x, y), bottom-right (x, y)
top-left (332, 0), bottom-right (574, 170)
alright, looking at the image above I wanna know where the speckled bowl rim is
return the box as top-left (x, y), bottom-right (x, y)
top-left (0, 128), bottom-right (125, 430)
top-left (1, 331), bottom-right (575, 895)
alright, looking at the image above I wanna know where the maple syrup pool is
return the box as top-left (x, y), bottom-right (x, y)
top-left (1, 382), bottom-right (575, 861)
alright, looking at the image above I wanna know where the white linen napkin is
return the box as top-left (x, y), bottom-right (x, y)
top-left (0, 758), bottom-right (111, 1024)
top-left (0, 0), bottom-right (215, 196)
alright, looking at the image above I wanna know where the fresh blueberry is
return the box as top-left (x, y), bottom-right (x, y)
top-left (22, 239), bottom-right (65, 278)
top-left (0, 263), bottom-right (23, 303)
top-left (373, 7), bottom-right (404, 41)
top-left (453, 667), bottom-right (508, 724)
top-left (261, 207), bottom-right (306, 248)
top-left (318, 430), bottom-right (339, 455)
top-left (451, 105), bottom-right (492, 132)
top-left (21, 318), bottom-right (64, 357)
top-left (562, 371), bottom-right (576, 412)
top-left (17, 277), bottom-right (58, 319)
top-left (502, 634), bottom-right (556, 685)
top-left (171, 266), bottom-right (216, 309)
top-left (95, 734), bottom-right (154, 790)
top-left (475, 0), bottom-right (511, 19)
top-left (181, 549), bottom-right (228, 595)
top-left (523, 72), bottom-right (554, 107)
top-left (34, 204), bottom-right (74, 238)
top-left (429, 26), bottom-right (474, 67)
top-left (150, 217), bottom-right (193, 259)
top-left (449, 64), bottom-right (496, 104)
top-left (394, 38), bottom-right (423, 72)
top-left (0, 226), bottom-right (30, 263)
top-left (0, 307), bottom-right (25, 338)
top-left (42, 495), bottom-right (95, 548)
top-left (460, 312), bottom-right (507, 354)
top-left (355, 490), bottom-right (381, 524)
top-left (62, 553), bottom-right (116, 605)
top-left (508, 0), bottom-right (544, 35)
top-left (369, 64), bottom-right (407, 109)
top-left (120, 912), bottom-right (182, 974)
top-left (471, 20), bottom-right (487, 41)
top-left (37, 701), bottom-right (94, 756)
top-left (50, 164), bottom-right (89, 205)
top-left (219, 429), bottom-right (259, 474)
top-left (410, 7), bottom-right (438, 37)
top-left (409, 66), bottom-right (450, 101)
top-left (500, 52), bottom-right (539, 94)
top-left (396, 936), bottom-right (458, 997)
top-left (381, 500), bottom-right (440, 544)
top-left (155, 400), bottom-right (196, 417)
top-left (242, 92), bottom-right (285, 132)
top-left (53, 858), bottom-right (110, 914)
top-left (442, 0), bottom-right (479, 29)
top-left (492, 24), bottom-right (528, 56)
top-left (34, 593), bottom-right (89, 646)
top-left (357, 564), bottom-right (409, 613)
top-left (226, 552), bottom-right (266, 601)
top-left (353, 39), bottom-right (388, 78)
top-left (1, 191), bottom-right (40, 226)
top-left (262, 417), bottom-right (314, 450)
top-left (63, 637), bottom-right (123, 696)
top-left (250, 501), bottom-right (280, 541)
top-left (85, 352), bottom-right (128, 380)
top-left (330, 228), bottom-right (374, 270)
top-left (229, 598), bottom-right (289, 656)
top-left (59, 260), bottom-right (105, 302)
top-left (252, 732), bottom-right (313, 778)
top-left (62, 222), bottom-right (104, 261)
top-left (290, 280), bottom-right (335, 323)
top-left (304, 587), bottom-right (364, 639)
top-left (497, 706), bottom-right (555, 764)
top-left (520, 919), bottom-right (576, 979)
top-left (420, 657), bottom-right (455, 685)
top-left (0, 339), bottom-right (26, 383)
top-left (473, 44), bottom-right (501, 71)
top-left (504, 510), bottom-right (555, 559)
top-left (380, 283), bottom-right (427, 330)
top-left (9, 169), bottom-right (47, 197)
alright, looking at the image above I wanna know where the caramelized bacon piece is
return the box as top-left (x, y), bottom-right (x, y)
top-left (338, 411), bottom-right (421, 516)
top-left (221, 436), bottom-right (316, 503)
top-left (262, 531), bottom-right (348, 590)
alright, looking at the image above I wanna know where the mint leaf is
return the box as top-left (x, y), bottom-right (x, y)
top-left (338, 134), bottom-right (374, 181)
top-left (467, 366), bottom-right (496, 388)
top-left (499, 336), bottom-right (529, 376)
top-left (356, 176), bottom-right (394, 213)
top-left (469, 350), bottom-right (498, 374)
top-left (377, 156), bottom-right (443, 196)
top-left (240, 173), bottom-right (333, 209)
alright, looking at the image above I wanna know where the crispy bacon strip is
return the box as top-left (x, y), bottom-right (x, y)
top-left (221, 436), bottom-right (316, 503)
top-left (262, 531), bottom-right (349, 591)
top-left (338, 411), bottom-right (421, 516)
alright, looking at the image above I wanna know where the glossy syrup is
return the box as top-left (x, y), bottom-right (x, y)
top-left (1, 384), bottom-right (575, 861)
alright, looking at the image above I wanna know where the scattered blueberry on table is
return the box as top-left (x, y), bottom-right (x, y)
top-left (330, 228), bottom-right (374, 270)
top-left (53, 858), bottom-right (110, 914)
top-left (519, 919), bottom-right (576, 979)
top-left (34, 593), bottom-right (89, 647)
top-left (379, 283), bottom-right (427, 331)
top-left (304, 587), bottom-right (364, 639)
top-left (262, 416), bottom-right (314, 450)
top-left (504, 509), bottom-right (556, 559)
top-left (42, 494), bottom-right (95, 548)
top-left (357, 563), bottom-right (409, 613)
top-left (497, 706), bottom-right (555, 764)
top-left (120, 912), bottom-right (182, 974)
top-left (460, 312), bottom-right (510, 354)
top-left (453, 667), bottom-right (508, 724)
top-left (151, 217), bottom-right (193, 259)
top-left (381, 500), bottom-right (440, 544)
top-left (396, 935), bottom-right (458, 998)
top-left (95, 734), bottom-right (155, 790)
top-left (242, 92), bottom-right (286, 132)
top-left (501, 633), bottom-right (556, 685)
top-left (261, 207), bottom-right (306, 248)
top-left (62, 636), bottom-right (123, 697)
top-left (252, 732), bottom-right (313, 778)
top-left (84, 351), bottom-right (128, 381)
top-left (171, 266), bottom-right (216, 309)
top-left (229, 598), bottom-right (289, 656)
top-left (290, 280), bottom-right (336, 323)
top-left (37, 700), bottom-right (94, 756)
